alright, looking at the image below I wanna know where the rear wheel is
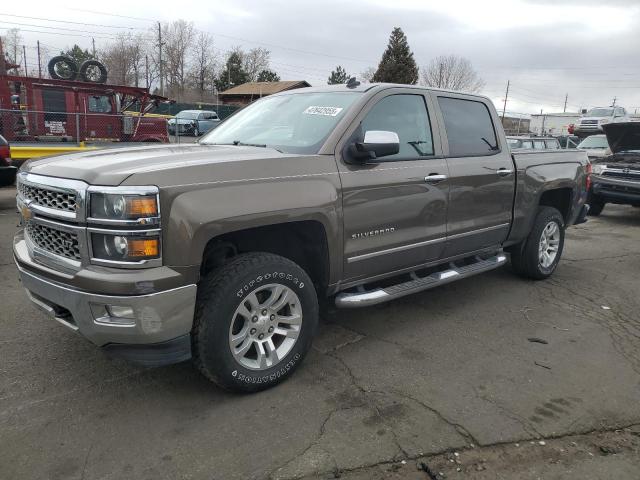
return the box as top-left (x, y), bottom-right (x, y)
top-left (511, 206), bottom-right (565, 280)
top-left (588, 194), bottom-right (605, 216)
top-left (192, 252), bottom-right (318, 392)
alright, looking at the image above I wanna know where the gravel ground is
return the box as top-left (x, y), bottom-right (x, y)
top-left (0, 185), bottom-right (639, 480)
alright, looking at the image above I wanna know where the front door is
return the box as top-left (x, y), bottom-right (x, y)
top-left (433, 94), bottom-right (516, 258)
top-left (337, 90), bottom-right (449, 282)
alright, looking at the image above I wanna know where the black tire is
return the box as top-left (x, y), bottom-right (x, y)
top-left (587, 194), bottom-right (605, 216)
top-left (510, 206), bottom-right (565, 280)
top-left (192, 252), bottom-right (318, 393)
top-left (79, 60), bottom-right (108, 83)
top-left (47, 56), bottom-right (78, 80)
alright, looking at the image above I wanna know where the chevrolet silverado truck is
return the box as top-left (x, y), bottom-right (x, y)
top-left (588, 121), bottom-right (640, 215)
top-left (14, 83), bottom-right (590, 392)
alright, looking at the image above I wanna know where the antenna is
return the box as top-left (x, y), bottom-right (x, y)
top-left (346, 77), bottom-right (360, 89)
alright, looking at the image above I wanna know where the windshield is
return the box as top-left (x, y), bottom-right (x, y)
top-left (578, 136), bottom-right (609, 149)
top-left (200, 92), bottom-right (361, 154)
top-left (176, 111), bottom-right (200, 120)
top-left (586, 108), bottom-right (613, 117)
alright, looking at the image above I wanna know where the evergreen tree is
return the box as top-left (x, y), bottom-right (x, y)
top-left (257, 69), bottom-right (280, 82)
top-left (62, 45), bottom-right (95, 66)
top-left (372, 27), bottom-right (419, 85)
top-left (215, 51), bottom-right (250, 91)
top-left (327, 65), bottom-right (349, 85)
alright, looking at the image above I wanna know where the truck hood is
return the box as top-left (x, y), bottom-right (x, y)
top-left (602, 122), bottom-right (640, 154)
top-left (22, 144), bottom-right (290, 185)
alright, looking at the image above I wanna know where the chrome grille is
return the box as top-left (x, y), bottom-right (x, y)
top-left (18, 182), bottom-right (77, 213)
top-left (603, 170), bottom-right (640, 181)
top-left (25, 222), bottom-right (81, 261)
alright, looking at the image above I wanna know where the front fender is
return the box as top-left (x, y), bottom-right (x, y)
top-left (161, 175), bottom-right (342, 281)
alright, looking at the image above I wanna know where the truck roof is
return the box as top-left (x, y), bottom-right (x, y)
top-left (268, 82), bottom-right (492, 102)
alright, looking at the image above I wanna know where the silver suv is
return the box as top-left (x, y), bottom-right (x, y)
top-left (573, 107), bottom-right (629, 138)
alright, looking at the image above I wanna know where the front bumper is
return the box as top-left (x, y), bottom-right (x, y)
top-left (574, 125), bottom-right (603, 135)
top-left (592, 176), bottom-right (640, 205)
top-left (15, 239), bottom-right (197, 365)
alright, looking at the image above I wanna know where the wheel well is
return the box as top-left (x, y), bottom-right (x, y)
top-left (539, 188), bottom-right (573, 223)
top-left (200, 221), bottom-right (330, 294)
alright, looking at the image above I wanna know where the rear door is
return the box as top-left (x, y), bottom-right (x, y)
top-left (433, 94), bottom-right (516, 258)
top-left (337, 89), bottom-right (449, 282)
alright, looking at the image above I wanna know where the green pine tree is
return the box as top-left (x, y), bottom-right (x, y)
top-left (372, 27), bottom-right (419, 85)
top-left (327, 65), bottom-right (349, 85)
top-left (61, 45), bottom-right (95, 66)
top-left (216, 51), bottom-right (250, 91)
top-left (257, 69), bottom-right (280, 82)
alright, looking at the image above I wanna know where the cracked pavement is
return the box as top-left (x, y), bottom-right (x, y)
top-left (1, 186), bottom-right (639, 480)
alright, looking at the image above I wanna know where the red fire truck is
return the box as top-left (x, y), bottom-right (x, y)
top-left (0, 59), bottom-right (172, 143)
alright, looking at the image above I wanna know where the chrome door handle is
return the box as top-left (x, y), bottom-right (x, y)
top-left (424, 174), bottom-right (447, 183)
top-left (496, 168), bottom-right (514, 177)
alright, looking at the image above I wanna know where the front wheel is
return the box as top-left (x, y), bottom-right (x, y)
top-left (510, 206), bottom-right (565, 280)
top-left (192, 253), bottom-right (318, 392)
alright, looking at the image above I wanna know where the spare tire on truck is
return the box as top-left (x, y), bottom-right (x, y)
top-left (79, 60), bottom-right (108, 83)
top-left (47, 56), bottom-right (79, 80)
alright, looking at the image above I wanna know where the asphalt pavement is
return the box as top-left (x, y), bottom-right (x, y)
top-left (0, 185), bottom-right (639, 480)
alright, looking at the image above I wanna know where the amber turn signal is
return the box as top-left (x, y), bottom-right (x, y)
top-left (127, 197), bottom-right (158, 217)
top-left (127, 238), bottom-right (160, 257)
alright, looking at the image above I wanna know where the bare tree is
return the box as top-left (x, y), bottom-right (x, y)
top-left (100, 33), bottom-right (138, 86)
top-left (2, 28), bottom-right (22, 73)
top-left (163, 20), bottom-right (195, 96)
top-left (242, 47), bottom-right (270, 82)
top-left (360, 67), bottom-right (376, 83)
top-left (189, 31), bottom-right (217, 96)
top-left (421, 55), bottom-right (485, 93)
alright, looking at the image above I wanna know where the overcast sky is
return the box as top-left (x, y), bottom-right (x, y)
top-left (2, 0), bottom-right (640, 115)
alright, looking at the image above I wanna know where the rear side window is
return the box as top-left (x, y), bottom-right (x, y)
top-left (545, 140), bottom-right (559, 149)
top-left (521, 140), bottom-right (533, 149)
top-left (438, 97), bottom-right (498, 156)
top-left (360, 94), bottom-right (434, 161)
top-left (533, 140), bottom-right (546, 149)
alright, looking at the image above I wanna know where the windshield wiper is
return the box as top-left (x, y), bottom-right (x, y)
top-left (481, 137), bottom-right (499, 151)
top-left (232, 140), bottom-right (267, 148)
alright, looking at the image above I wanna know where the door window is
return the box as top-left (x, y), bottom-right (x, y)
top-left (533, 140), bottom-right (546, 149)
top-left (42, 89), bottom-right (66, 122)
top-left (545, 139), bottom-right (559, 149)
top-left (521, 140), bottom-right (534, 149)
top-left (360, 94), bottom-right (434, 161)
top-left (88, 96), bottom-right (112, 113)
top-left (437, 97), bottom-right (499, 156)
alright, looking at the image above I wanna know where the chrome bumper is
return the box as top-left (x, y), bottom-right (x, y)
top-left (16, 262), bottom-right (197, 347)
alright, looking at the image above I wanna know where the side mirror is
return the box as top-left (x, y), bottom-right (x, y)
top-left (349, 130), bottom-right (400, 162)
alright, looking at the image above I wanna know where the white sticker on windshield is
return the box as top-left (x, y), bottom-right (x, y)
top-left (303, 106), bottom-right (343, 117)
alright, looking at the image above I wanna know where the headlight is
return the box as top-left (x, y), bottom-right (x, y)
top-left (91, 232), bottom-right (160, 262)
top-left (89, 189), bottom-right (159, 222)
top-left (592, 164), bottom-right (607, 174)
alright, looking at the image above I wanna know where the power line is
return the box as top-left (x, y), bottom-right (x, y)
top-left (0, 12), bottom-right (145, 30)
top-left (64, 8), bottom-right (155, 23)
top-left (0, 20), bottom-right (123, 37)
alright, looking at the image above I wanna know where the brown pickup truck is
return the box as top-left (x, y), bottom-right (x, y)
top-left (14, 83), bottom-right (590, 392)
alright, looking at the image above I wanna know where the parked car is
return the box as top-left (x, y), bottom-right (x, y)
top-left (588, 122), bottom-right (640, 215)
top-left (573, 106), bottom-right (629, 138)
top-left (0, 134), bottom-right (16, 187)
top-left (168, 110), bottom-right (220, 136)
top-left (577, 134), bottom-right (610, 160)
top-left (507, 136), bottom-right (560, 150)
top-left (14, 84), bottom-right (590, 392)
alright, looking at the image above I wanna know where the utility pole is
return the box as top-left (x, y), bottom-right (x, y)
top-left (22, 45), bottom-right (27, 76)
top-left (501, 80), bottom-right (510, 120)
top-left (157, 22), bottom-right (164, 96)
top-left (92, 37), bottom-right (96, 57)
top-left (563, 93), bottom-right (568, 113)
top-left (145, 54), bottom-right (149, 89)
top-left (612, 96), bottom-right (617, 107)
top-left (37, 40), bottom-right (42, 78)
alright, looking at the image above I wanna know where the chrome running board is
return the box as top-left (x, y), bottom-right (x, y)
top-left (335, 253), bottom-right (507, 308)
